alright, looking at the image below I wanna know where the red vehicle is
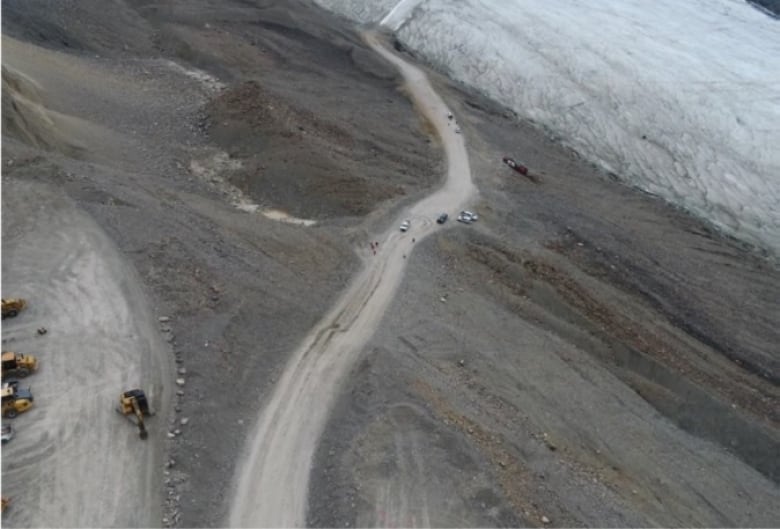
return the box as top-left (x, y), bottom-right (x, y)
top-left (502, 157), bottom-right (528, 175)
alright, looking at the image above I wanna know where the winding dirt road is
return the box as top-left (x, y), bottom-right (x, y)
top-left (229, 31), bottom-right (477, 527)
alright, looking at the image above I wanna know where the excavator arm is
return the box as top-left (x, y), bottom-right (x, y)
top-left (131, 398), bottom-right (148, 440)
top-left (118, 390), bottom-right (150, 440)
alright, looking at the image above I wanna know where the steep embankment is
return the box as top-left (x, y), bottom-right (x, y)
top-left (2, 64), bottom-right (84, 157)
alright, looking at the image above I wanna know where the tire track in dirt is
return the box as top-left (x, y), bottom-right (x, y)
top-left (1, 180), bottom-right (171, 527)
top-left (229, 31), bottom-right (477, 527)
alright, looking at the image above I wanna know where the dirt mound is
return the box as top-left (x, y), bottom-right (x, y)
top-left (2, 65), bottom-right (84, 157)
top-left (206, 81), bottom-right (404, 218)
top-left (205, 80), bottom-right (432, 219)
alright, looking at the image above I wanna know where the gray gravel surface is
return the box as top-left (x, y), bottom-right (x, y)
top-left (2, 1), bottom-right (779, 527)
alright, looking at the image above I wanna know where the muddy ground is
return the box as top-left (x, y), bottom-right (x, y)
top-left (2, 0), bottom-right (779, 527)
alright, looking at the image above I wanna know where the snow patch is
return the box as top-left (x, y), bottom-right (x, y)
top-left (164, 60), bottom-right (225, 94)
top-left (380, 0), bottom-right (426, 31)
top-left (189, 152), bottom-right (316, 226)
top-left (261, 209), bottom-right (318, 227)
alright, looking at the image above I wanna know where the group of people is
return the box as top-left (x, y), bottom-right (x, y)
top-left (369, 236), bottom-right (415, 258)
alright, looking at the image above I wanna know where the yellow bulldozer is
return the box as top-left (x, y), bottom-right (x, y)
top-left (1, 298), bottom-right (26, 319)
top-left (117, 389), bottom-right (154, 440)
top-left (1, 351), bottom-right (38, 379)
top-left (2, 383), bottom-right (34, 418)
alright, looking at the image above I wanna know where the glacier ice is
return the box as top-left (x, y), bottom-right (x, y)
top-left (314, 0), bottom-right (780, 257)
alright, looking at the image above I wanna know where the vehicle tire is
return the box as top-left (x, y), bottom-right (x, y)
top-left (5, 409), bottom-right (17, 419)
top-left (17, 369), bottom-right (29, 378)
top-left (7, 310), bottom-right (17, 318)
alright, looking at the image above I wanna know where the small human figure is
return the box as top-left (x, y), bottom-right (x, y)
top-left (412, 238), bottom-right (415, 243)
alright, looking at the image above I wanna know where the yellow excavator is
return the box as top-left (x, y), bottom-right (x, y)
top-left (1, 298), bottom-right (26, 319)
top-left (1, 351), bottom-right (38, 379)
top-left (117, 389), bottom-right (154, 440)
top-left (2, 383), bottom-right (34, 418)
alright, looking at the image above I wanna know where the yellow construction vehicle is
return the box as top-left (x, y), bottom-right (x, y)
top-left (2, 383), bottom-right (34, 418)
top-left (1, 351), bottom-right (38, 379)
top-left (1, 298), bottom-right (26, 319)
top-left (117, 389), bottom-right (154, 440)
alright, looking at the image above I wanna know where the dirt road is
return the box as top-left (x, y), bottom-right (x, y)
top-left (4, 3), bottom-right (779, 526)
top-left (1, 179), bottom-right (170, 527)
top-left (228, 31), bottom-right (476, 527)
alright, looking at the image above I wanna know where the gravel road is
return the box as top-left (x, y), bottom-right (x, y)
top-left (228, 31), bottom-right (476, 527)
top-left (3, 2), bottom-right (778, 527)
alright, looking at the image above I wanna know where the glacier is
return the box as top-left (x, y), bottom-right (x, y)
top-left (314, 0), bottom-right (780, 257)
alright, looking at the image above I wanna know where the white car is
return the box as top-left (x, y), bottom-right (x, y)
top-left (1, 424), bottom-right (14, 444)
top-left (400, 220), bottom-right (411, 232)
top-left (458, 211), bottom-right (478, 223)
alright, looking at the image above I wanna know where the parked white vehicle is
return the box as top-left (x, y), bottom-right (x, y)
top-left (400, 220), bottom-right (411, 232)
top-left (458, 210), bottom-right (478, 223)
top-left (1, 423), bottom-right (14, 444)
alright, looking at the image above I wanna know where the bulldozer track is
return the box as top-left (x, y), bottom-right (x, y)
top-left (1, 178), bottom-right (171, 527)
